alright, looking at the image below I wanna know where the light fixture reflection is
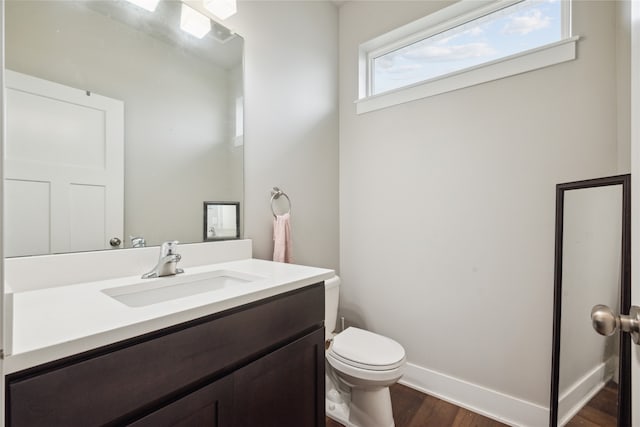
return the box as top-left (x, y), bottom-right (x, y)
top-left (125, 0), bottom-right (160, 12)
top-left (180, 3), bottom-right (212, 39)
top-left (204, 0), bottom-right (237, 20)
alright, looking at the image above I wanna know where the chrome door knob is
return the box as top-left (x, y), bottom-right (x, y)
top-left (591, 305), bottom-right (618, 336)
top-left (591, 304), bottom-right (640, 344)
top-left (109, 237), bottom-right (122, 248)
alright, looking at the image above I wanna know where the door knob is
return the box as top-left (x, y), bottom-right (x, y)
top-left (109, 237), bottom-right (122, 248)
top-left (591, 304), bottom-right (640, 344)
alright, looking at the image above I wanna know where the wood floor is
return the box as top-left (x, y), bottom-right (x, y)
top-left (325, 383), bottom-right (507, 427)
top-left (566, 382), bottom-right (617, 427)
top-left (325, 382), bottom-right (619, 427)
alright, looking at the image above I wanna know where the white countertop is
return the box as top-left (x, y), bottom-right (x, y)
top-left (5, 258), bottom-right (334, 374)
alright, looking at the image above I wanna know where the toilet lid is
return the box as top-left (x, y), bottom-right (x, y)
top-left (329, 327), bottom-right (405, 370)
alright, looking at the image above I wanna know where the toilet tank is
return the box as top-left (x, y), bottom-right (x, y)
top-left (324, 276), bottom-right (340, 340)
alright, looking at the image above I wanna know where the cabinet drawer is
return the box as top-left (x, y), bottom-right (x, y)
top-left (7, 283), bottom-right (323, 427)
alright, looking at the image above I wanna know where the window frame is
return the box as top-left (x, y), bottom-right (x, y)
top-left (357, 0), bottom-right (577, 114)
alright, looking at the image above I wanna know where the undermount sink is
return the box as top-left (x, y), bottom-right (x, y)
top-left (102, 270), bottom-right (264, 307)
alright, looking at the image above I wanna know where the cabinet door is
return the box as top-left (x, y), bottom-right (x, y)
top-left (128, 375), bottom-right (233, 427)
top-left (233, 328), bottom-right (325, 427)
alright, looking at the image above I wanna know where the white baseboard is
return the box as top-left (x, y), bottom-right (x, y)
top-left (399, 362), bottom-right (548, 427)
top-left (557, 357), bottom-right (616, 426)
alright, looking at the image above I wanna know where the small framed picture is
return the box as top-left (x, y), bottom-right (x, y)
top-left (203, 202), bottom-right (240, 241)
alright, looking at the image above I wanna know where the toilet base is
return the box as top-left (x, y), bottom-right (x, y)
top-left (326, 373), bottom-right (352, 425)
top-left (325, 374), bottom-right (395, 427)
top-left (350, 386), bottom-right (395, 427)
top-left (326, 397), bottom-right (351, 426)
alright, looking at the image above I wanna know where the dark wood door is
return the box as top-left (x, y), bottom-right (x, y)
top-left (128, 375), bottom-right (233, 427)
top-left (232, 328), bottom-right (325, 427)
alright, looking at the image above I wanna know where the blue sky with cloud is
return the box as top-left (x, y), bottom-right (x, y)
top-left (373, 0), bottom-right (562, 94)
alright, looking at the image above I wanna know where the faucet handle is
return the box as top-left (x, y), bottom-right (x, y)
top-left (160, 240), bottom-right (179, 257)
top-left (130, 235), bottom-right (146, 248)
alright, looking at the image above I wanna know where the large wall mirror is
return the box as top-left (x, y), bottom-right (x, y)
top-left (4, 0), bottom-right (244, 257)
top-left (550, 174), bottom-right (631, 426)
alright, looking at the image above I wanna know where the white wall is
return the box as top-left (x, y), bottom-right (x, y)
top-left (226, 1), bottom-right (339, 270)
top-left (339, 0), bottom-right (626, 419)
top-left (617, 0), bottom-right (631, 172)
top-left (5, 1), bottom-right (242, 249)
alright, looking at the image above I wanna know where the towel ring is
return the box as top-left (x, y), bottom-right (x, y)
top-left (270, 187), bottom-right (291, 218)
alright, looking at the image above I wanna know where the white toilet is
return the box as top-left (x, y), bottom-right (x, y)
top-left (324, 276), bottom-right (406, 427)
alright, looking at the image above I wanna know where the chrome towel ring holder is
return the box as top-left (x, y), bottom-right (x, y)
top-left (270, 187), bottom-right (291, 218)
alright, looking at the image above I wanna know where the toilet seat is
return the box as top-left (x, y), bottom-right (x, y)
top-left (329, 327), bottom-right (406, 371)
top-left (327, 350), bottom-right (405, 384)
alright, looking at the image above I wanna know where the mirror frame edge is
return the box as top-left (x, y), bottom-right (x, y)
top-left (549, 173), bottom-right (631, 427)
top-left (0, 0), bottom-right (5, 423)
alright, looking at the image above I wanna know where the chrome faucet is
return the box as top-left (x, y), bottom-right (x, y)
top-left (142, 241), bottom-right (184, 279)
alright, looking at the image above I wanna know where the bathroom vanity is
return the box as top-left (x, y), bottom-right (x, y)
top-left (3, 242), bottom-right (332, 427)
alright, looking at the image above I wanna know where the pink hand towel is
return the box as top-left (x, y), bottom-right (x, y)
top-left (273, 213), bottom-right (292, 263)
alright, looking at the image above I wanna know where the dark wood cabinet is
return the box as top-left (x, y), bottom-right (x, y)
top-left (6, 283), bottom-right (325, 427)
top-left (233, 328), bottom-right (325, 427)
top-left (130, 375), bottom-right (233, 427)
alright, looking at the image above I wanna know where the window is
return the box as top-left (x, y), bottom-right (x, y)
top-left (234, 96), bottom-right (244, 147)
top-left (358, 0), bottom-right (577, 114)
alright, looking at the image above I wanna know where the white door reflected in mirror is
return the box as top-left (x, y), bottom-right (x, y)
top-left (5, 71), bottom-right (124, 257)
